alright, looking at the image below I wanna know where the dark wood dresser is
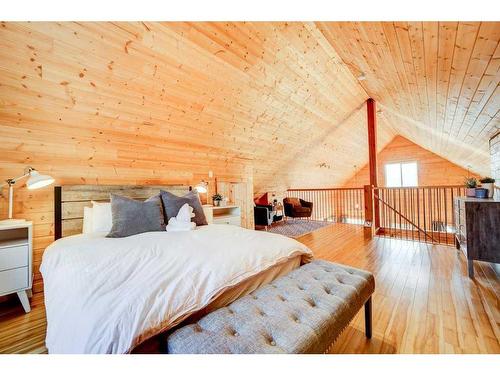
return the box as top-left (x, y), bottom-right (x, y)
top-left (454, 197), bottom-right (500, 278)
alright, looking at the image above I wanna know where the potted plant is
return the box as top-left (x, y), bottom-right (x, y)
top-left (479, 177), bottom-right (496, 198)
top-left (212, 193), bottom-right (223, 207)
top-left (464, 177), bottom-right (478, 197)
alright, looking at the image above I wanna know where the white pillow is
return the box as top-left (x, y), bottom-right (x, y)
top-left (91, 201), bottom-right (112, 233)
top-left (82, 206), bottom-right (94, 234)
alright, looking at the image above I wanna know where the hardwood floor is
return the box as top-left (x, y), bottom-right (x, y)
top-left (0, 224), bottom-right (498, 354)
top-left (299, 224), bottom-right (500, 354)
top-left (0, 292), bottom-right (47, 354)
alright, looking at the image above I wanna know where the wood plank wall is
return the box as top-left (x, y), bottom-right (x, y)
top-left (343, 135), bottom-right (481, 187)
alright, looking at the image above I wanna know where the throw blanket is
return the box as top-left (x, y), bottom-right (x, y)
top-left (40, 224), bottom-right (313, 353)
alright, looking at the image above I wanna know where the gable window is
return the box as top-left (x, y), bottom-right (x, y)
top-left (385, 162), bottom-right (418, 187)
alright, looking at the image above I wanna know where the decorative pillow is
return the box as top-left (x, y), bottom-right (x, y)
top-left (82, 206), bottom-right (94, 234)
top-left (254, 193), bottom-right (269, 206)
top-left (106, 194), bottom-right (166, 238)
top-left (286, 197), bottom-right (301, 207)
top-left (160, 190), bottom-right (208, 226)
top-left (91, 201), bottom-right (113, 233)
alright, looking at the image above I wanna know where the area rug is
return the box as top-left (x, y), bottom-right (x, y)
top-left (262, 219), bottom-right (333, 238)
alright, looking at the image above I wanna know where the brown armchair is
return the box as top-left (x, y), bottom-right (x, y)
top-left (283, 197), bottom-right (313, 219)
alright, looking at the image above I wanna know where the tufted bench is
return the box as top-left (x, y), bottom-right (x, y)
top-left (166, 260), bottom-right (375, 354)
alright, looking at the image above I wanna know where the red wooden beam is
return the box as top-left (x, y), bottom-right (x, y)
top-left (367, 98), bottom-right (380, 229)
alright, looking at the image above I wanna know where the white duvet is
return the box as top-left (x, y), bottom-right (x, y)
top-left (40, 224), bottom-right (312, 353)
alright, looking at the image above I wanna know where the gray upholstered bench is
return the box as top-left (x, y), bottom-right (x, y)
top-left (166, 260), bottom-right (375, 354)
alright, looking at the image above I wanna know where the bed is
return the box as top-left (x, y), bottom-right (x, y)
top-left (41, 185), bottom-right (313, 353)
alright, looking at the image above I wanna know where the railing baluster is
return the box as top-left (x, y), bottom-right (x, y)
top-left (438, 187), bottom-right (442, 244)
top-left (324, 189), bottom-right (327, 221)
top-left (324, 190), bottom-right (327, 221)
top-left (349, 189), bottom-right (353, 223)
top-left (392, 189), bottom-right (395, 235)
top-left (451, 187), bottom-right (455, 236)
top-left (384, 189), bottom-right (387, 234)
top-left (424, 188), bottom-right (428, 243)
top-left (398, 189), bottom-right (402, 239)
top-left (412, 188), bottom-right (416, 242)
top-left (328, 190), bottom-right (331, 222)
top-left (404, 188), bottom-right (407, 241)
top-left (325, 190), bottom-right (327, 221)
top-left (322, 190), bottom-right (326, 221)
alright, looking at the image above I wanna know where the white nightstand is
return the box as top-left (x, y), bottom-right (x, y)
top-left (0, 221), bottom-right (33, 313)
top-left (203, 205), bottom-right (241, 226)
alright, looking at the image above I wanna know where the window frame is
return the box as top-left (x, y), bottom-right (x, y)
top-left (384, 161), bottom-right (419, 188)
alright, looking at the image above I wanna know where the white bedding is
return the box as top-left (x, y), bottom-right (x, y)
top-left (40, 224), bottom-right (313, 353)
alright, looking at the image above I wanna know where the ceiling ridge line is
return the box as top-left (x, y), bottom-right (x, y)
top-left (311, 22), bottom-right (404, 139)
top-left (312, 21), bottom-right (371, 101)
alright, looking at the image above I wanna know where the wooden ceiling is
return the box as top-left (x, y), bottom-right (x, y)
top-left (318, 22), bottom-right (500, 177)
top-left (1, 22), bottom-right (498, 195)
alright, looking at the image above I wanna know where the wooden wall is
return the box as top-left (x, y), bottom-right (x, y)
top-left (343, 135), bottom-right (481, 187)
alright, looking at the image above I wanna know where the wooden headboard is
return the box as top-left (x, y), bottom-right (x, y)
top-left (54, 185), bottom-right (191, 240)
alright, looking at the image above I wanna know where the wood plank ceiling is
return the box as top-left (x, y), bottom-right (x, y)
top-left (1, 21), bottom-right (499, 197)
top-left (317, 22), bottom-right (500, 177)
top-left (0, 22), bottom-right (396, 199)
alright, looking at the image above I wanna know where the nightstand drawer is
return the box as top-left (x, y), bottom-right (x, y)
top-left (214, 217), bottom-right (241, 226)
top-left (0, 267), bottom-right (29, 295)
top-left (0, 245), bottom-right (29, 271)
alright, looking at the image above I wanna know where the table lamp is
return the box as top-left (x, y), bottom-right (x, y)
top-left (195, 180), bottom-right (208, 193)
top-left (1, 166), bottom-right (55, 225)
top-left (194, 180), bottom-right (210, 205)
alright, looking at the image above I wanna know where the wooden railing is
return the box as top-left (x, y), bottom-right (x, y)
top-left (286, 185), bottom-right (473, 245)
top-left (286, 188), bottom-right (365, 224)
top-left (373, 185), bottom-right (465, 245)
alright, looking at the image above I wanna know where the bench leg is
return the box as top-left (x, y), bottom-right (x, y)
top-left (364, 297), bottom-right (372, 339)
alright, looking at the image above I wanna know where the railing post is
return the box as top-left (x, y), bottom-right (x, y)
top-left (364, 185), bottom-right (374, 233)
top-left (366, 99), bottom-right (380, 230)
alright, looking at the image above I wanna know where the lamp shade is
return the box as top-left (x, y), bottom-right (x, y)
top-left (195, 181), bottom-right (208, 193)
top-left (26, 170), bottom-right (55, 190)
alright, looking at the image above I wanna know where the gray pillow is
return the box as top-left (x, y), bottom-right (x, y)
top-left (106, 193), bottom-right (166, 238)
top-left (160, 190), bottom-right (207, 226)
